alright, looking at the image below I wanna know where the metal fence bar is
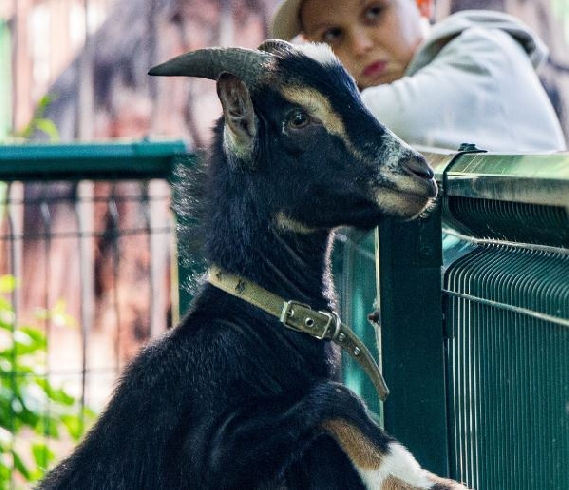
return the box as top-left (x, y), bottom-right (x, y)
top-left (370, 149), bottom-right (569, 488)
top-left (76, 180), bottom-right (95, 432)
top-left (443, 243), bottom-right (569, 489)
top-left (376, 206), bottom-right (449, 477)
top-left (0, 140), bottom-right (187, 180)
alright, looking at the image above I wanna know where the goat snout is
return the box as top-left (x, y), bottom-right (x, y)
top-left (400, 156), bottom-right (437, 198)
top-left (400, 155), bottom-right (433, 180)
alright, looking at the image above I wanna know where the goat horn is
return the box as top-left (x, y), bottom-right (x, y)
top-left (258, 39), bottom-right (294, 54)
top-left (148, 47), bottom-right (272, 85)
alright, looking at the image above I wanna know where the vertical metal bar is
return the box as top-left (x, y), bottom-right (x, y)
top-left (444, 243), bottom-right (569, 489)
top-left (149, 179), bottom-right (170, 338)
top-left (377, 204), bottom-right (449, 475)
top-left (107, 184), bottom-right (121, 370)
top-left (78, 0), bottom-right (94, 140)
top-left (76, 180), bottom-right (94, 429)
top-left (6, 181), bottom-right (23, 490)
top-left (148, 0), bottom-right (159, 136)
top-left (336, 230), bottom-right (381, 416)
top-left (38, 185), bottom-right (52, 473)
top-left (374, 226), bottom-right (385, 429)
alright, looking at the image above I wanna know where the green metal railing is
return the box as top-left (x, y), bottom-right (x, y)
top-left (1, 141), bottom-right (567, 489)
top-left (0, 140), bottom-right (188, 180)
top-left (438, 151), bottom-right (569, 489)
top-left (338, 148), bottom-right (569, 488)
top-left (0, 140), bottom-right (188, 488)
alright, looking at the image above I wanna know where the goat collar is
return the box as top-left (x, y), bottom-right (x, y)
top-left (207, 265), bottom-right (389, 401)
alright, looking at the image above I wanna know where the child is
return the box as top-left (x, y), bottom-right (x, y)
top-left (271, 0), bottom-right (566, 152)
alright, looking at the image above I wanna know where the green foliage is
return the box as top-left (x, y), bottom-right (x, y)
top-left (0, 275), bottom-right (94, 487)
top-left (15, 95), bottom-right (60, 142)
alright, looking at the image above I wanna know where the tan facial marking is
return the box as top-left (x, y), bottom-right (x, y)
top-left (322, 419), bottom-right (384, 469)
top-left (281, 86), bottom-right (365, 160)
top-left (282, 86), bottom-right (344, 133)
top-left (275, 211), bottom-right (317, 234)
top-left (223, 127), bottom-right (254, 160)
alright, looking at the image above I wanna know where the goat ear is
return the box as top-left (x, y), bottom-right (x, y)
top-left (216, 73), bottom-right (257, 167)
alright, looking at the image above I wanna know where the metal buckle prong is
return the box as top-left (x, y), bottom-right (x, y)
top-left (280, 300), bottom-right (308, 326)
top-left (280, 300), bottom-right (340, 340)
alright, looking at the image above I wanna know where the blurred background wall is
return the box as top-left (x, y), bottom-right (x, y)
top-left (1, 0), bottom-right (568, 375)
top-left (1, 0), bottom-right (568, 147)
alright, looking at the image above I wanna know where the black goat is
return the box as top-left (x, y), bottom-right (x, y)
top-left (37, 40), bottom-right (468, 489)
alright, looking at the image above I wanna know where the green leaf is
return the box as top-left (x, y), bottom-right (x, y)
top-left (60, 414), bottom-right (84, 440)
top-left (0, 275), bottom-right (17, 294)
top-left (29, 413), bottom-right (60, 439)
top-left (0, 460), bottom-right (10, 483)
top-left (11, 328), bottom-right (47, 355)
top-left (12, 448), bottom-right (31, 480)
top-left (34, 119), bottom-right (60, 142)
top-left (0, 273), bottom-right (92, 485)
top-left (35, 378), bottom-right (75, 406)
top-left (32, 442), bottom-right (56, 471)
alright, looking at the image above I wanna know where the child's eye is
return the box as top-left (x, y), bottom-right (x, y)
top-left (364, 4), bottom-right (385, 22)
top-left (322, 27), bottom-right (342, 44)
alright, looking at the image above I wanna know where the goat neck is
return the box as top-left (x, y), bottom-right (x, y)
top-left (205, 186), bottom-right (336, 313)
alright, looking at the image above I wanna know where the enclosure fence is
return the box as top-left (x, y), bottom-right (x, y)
top-left (338, 148), bottom-right (569, 490)
top-left (1, 142), bottom-right (568, 489)
top-left (439, 152), bottom-right (569, 490)
top-left (0, 140), bottom-right (186, 488)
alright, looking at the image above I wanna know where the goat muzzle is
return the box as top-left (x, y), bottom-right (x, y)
top-left (400, 156), bottom-right (437, 198)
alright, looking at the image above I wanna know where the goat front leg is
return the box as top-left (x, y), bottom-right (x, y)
top-left (322, 418), bottom-right (470, 490)
top-left (204, 381), bottom-right (370, 489)
top-left (206, 381), bottom-right (468, 489)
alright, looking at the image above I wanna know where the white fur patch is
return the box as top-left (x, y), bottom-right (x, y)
top-left (380, 132), bottom-right (413, 172)
top-left (356, 443), bottom-right (433, 489)
top-left (299, 42), bottom-right (339, 67)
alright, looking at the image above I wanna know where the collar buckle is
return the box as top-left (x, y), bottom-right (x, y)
top-left (280, 300), bottom-right (341, 340)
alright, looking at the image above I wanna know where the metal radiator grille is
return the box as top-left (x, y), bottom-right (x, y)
top-left (444, 243), bottom-right (569, 490)
top-left (446, 196), bottom-right (569, 247)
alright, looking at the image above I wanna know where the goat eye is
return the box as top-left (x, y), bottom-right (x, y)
top-left (287, 110), bottom-right (310, 130)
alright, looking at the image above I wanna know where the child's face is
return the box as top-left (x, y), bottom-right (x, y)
top-left (301, 0), bottom-right (423, 89)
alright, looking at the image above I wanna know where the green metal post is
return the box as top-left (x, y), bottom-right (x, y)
top-left (333, 230), bottom-right (382, 417)
top-left (377, 204), bottom-right (450, 476)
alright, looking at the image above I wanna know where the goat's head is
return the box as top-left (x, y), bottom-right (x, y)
top-left (150, 40), bottom-right (436, 232)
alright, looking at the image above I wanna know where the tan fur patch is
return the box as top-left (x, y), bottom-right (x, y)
top-left (281, 86), bottom-right (368, 163)
top-left (322, 419), bottom-right (385, 470)
top-left (381, 475), bottom-right (424, 489)
top-left (423, 472), bottom-right (470, 489)
top-left (281, 86), bottom-right (346, 137)
top-left (275, 212), bottom-right (316, 234)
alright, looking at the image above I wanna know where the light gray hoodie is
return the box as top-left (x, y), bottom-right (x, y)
top-left (361, 10), bottom-right (566, 152)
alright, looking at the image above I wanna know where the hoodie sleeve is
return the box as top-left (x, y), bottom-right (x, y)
top-left (360, 24), bottom-right (566, 152)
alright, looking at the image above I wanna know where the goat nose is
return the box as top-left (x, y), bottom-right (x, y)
top-left (400, 155), bottom-right (437, 198)
top-left (400, 155), bottom-right (434, 180)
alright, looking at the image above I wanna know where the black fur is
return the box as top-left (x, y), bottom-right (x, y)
top-left (38, 43), bottom-right (435, 489)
